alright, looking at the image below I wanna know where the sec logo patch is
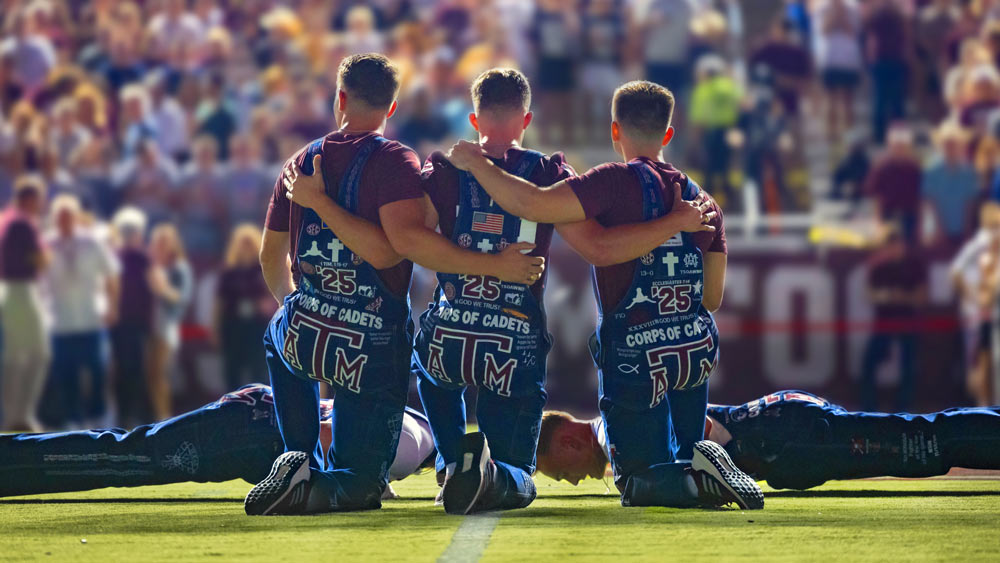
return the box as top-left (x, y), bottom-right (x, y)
top-left (458, 233), bottom-right (472, 248)
top-left (306, 223), bottom-right (321, 236)
top-left (641, 253), bottom-right (655, 266)
top-left (444, 282), bottom-right (456, 300)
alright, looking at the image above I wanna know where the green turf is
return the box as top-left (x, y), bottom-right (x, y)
top-left (2, 474), bottom-right (999, 562)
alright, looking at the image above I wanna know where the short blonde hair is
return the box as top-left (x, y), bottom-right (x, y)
top-left (150, 223), bottom-right (187, 261)
top-left (50, 193), bottom-right (81, 218)
top-left (112, 206), bottom-right (147, 240)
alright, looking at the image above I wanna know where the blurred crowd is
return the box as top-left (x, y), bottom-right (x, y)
top-left (2, 0), bottom-right (1000, 429)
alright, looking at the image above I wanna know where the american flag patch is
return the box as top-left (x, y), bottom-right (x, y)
top-left (472, 212), bottom-right (504, 235)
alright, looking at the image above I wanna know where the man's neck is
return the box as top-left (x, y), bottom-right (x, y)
top-left (620, 144), bottom-right (664, 163)
top-left (479, 136), bottom-right (521, 159)
top-left (339, 115), bottom-right (385, 135)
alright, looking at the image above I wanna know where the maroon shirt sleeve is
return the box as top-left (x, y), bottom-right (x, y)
top-left (368, 143), bottom-right (424, 209)
top-left (565, 163), bottom-right (631, 220)
top-left (421, 151), bottom-right (460, 223)
top-left (705, 196), bottom-right (727, 254)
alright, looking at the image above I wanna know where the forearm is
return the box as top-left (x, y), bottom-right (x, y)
top-left (593, 214), bottom-right (688, 266)
top-left (393, 226), bottom-right (499, 277)
top-left (311, 198), bottom-right (403, 269)
top-left (260, 257), bottom-right (294, 303)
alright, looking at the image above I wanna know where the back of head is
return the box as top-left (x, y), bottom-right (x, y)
top-left (537, 410), bottom-right (575, 457)
top-left (50, 193), bottom-right (81, 218)
top-left (112, 206), bottom-right (148, 246)
top-left (13, 174), bottom-right (45, 210)
top-left (612, 80), bottom-right (675, 142)
top-left (337, 53), bottom-right (401, 111)
top-left (471, 68), bottom-right (531, 115)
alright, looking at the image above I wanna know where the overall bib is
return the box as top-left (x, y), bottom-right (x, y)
top-left (263, 136), bottom-right (412, 511)
top-left (592, 163), bottom-right (719, 506)
top-left (414, 150), bottom-right (549, 510)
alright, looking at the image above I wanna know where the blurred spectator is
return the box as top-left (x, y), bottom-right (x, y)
top-left (148, 223), bottom-right (193, 420)
top-left (103, 34), bottom-right (146, 97)
top-left (860, 227), bottom-right (928, 411)
top-left (0, 6), bottom-right (57, 95)
top-left (193, 73), bottom-right (237, 160)
top-left (579, 0), bottom-right (624, 143)
top-left (735, 68), bottom-right (794, 213)
top-left (862, 0), bottom-right (911, 144)
top-left (830, 129), bottom-right (869, 202)
top-left (812, 0), bottom-right (862, 140)
top-left (396, 87), bottom-right (451, 158)
top-left (914, 0), bottom-right (960, 120)
top-left (176, 135), bottom-right (227, 266)
top-left (145, 0), bottom-right (206, 63)
top-left (145, 71), bottom-right (189, 162)
top-left (943, 39), bottom-right (993, 112)
top-left (44, 194), bottom-right (119, 427)
top-left (633, 0), bottom-right (693, 96)
top-left (864, 125), bottom-right (922, 241)
top-left (530, 0), bottom-right (579, 146)
top-left (749, 18), bottom-right (812, 119)
top-left (110, 206), bottom-right (153, 427)
top-left (958, 65), bottom-right (1000, 135)
top-left (343, 5), bottom-right (385, 55)
top-left (951, 204), bottom-right (1000, 406)
top-left (48, 97), bottom-right (92, 170)
top-left (924, 122), bottom-right (978, 244)
top-left (0, 175), bottom-right (49, 431)
top-left (112, 139), bottom-right (178, 228)
top-left (220, 136), bottom-right (274, 227)
top-left (690, 54), bottom-right (741, 206)
top-left (119, 84), bottom-right (157, 158)
top-left (214, 224), bottom-right (273, 390)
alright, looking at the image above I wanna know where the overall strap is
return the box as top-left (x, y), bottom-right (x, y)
top-left (336, 135), bottom-right (388, 213)
top-left (509, 149), bottom-right (545, 181)
top-left (628, 161), bottom-right (668, 221)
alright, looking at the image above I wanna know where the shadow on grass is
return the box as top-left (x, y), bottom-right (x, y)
top-left (0, 497), bottom-right (242, 504)
top-left (768, 489), bottom-right (1000, 498)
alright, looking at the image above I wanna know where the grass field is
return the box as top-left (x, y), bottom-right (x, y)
top-left (2, 473), bottom-right (999, 562)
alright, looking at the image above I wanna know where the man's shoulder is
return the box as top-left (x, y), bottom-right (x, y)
top-left (367, 136), bottom-right (421, 169)
top-left (422, 150), bottom-right (454, 175)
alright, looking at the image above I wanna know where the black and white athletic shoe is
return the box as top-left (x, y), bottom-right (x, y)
top-left (691, 440), bottom-right (764, 510)
top-left (442, 432), bottom-right (494, 515)
top-left (244, 451), bottom-right (312, 516)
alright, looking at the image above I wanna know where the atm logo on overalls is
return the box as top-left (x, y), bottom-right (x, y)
top-left (426, 327), bottom-right (516, 397)
top-left (283, 310), bottom-right (368, 393)
top-left (645, 333), bottom-right (716, 407)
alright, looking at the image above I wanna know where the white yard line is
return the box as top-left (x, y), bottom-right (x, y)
top-left (437, 513), bottom-right (501, 563)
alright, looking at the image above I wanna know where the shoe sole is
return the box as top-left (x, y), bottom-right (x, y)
top-left (443, 433), bottom-right (491, 515)
top-left (692, 440), bottom-right (764, 510)
top-left (245, 451), bottom-right (311, 516)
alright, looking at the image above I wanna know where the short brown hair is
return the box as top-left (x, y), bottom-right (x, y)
top-left (612, 80), bottom-right (675, 140)
top-left (337, 53), bottom-right (400, 110)
top-left (471, 68), bottom-right (531, 113)
top-left (537, 410), bottom-right (574, 457)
